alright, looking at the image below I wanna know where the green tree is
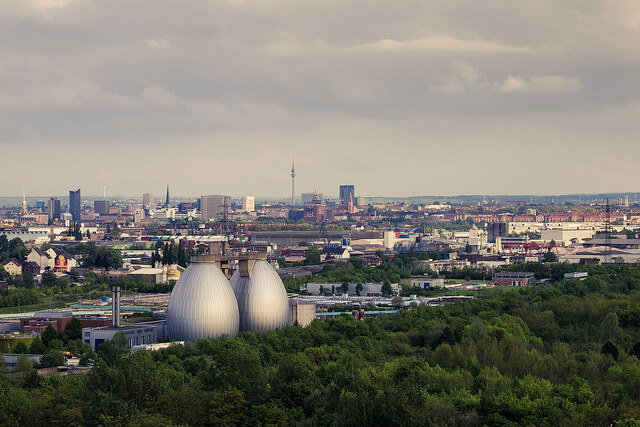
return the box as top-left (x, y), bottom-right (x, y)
top-left (41, 324), bottom-right (59, 347)
top-left (94, 247), bottom-right (122, 270)
top-left (28, 337), bottom-right (46, 354)
top-left (601, 340), bottom-right (619, 361)
top-left (41, 270), bottom-right (57, 287)
top-left (391, 296), bottom-right (404, 308)
top-left (356, 282), bottom-right (363, 296)
top-left (14, 354), bottom-right (34, 373)
top-left (340, 282), bottom-right (350, 294)
top-left (65, 317), bottom-right (85, 341)
top-left (543, 251), bottom-right (558, 262)
top-left (21, 270), bottom-right (34, 289)
top-left (209, 387), bottom-right (248, 426)
top-left (9, 238), bottom-right (28, 261)
top-left (13, 341), bottom-right (28, 354)
top-left (112, 331), bottom-right (128, 349)
top-left (74, 223), bottom-right (83, 241)
top-left (304, 245), bottom-right (321, 265)
top-left (41, 350), bottom-right (65, 367)
top-left (381, 281), bottom-right (393, 297)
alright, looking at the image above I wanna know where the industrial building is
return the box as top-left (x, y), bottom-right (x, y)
top-left (83, 324), bottom-right (158, 351)
top-left (20, 311), bottom-right (72, 334)
top-left (229, 260), bottom-right (289, 332)
top-left (410, 278), bottom-right (445, 289)
top-left (492, 272), bottom-right (535, 287)
top-left (166, 253), bottom-right (311, 341)
top-left (1, 354), bottom-right (42, 372)
top-left (305, 282), bottom-right (399, 296)
top-left (166, 259), bottom-right (240, 341)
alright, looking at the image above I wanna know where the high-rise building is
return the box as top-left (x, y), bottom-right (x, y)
top-left (487, 222), bottom-right (508, 244)
top-left (242, 196), bottom-right (255, 212)
top-left (143, 193), bottom-right (154, 209)
top-left (302, 192), bottom-right (323, 204)
top-left (355, 196), bottom-right (367, 207)
top-left (47, 198), bottom-right (61, 221)
top-left (69, 189), bottom-right (81, 222)
top-left (165, 185), bottom-right (170, 208)
top-left (200, 195), bottom-right (231, 221)
top-left (304, 191), bottom-right (327, 224)
top-left (339, 185), bottom-right (355, 207)
top-left (94, 200), bottom-right (110, 215)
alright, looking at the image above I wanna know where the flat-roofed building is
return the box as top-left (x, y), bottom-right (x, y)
top-left (82, 324), bottom-right (158, 351)
top-left (200, 195), bottom-right (231, 221)
top-left (410, 278), bottom-right (445, 289)
top-left (492, 272), bottom-right (535, 287)
top-left (288, 297), bottom-right (316, 326)
top-left (20, 311), bottom-right (73, 334)
top-left (242, 196), bottom-right (255, 212)
top-left (94, 200), bottom-right (110, 215)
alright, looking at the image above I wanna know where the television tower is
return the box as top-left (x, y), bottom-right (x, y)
top-left (21, 186), bottom-right (27, 215)
top-left (605, 199), bottom-right (612, 264)
top-left (290, 161), bottom-right (296, 206)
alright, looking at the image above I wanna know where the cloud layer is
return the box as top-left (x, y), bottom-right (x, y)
top-left (0, 0), bottom-right (639, 198)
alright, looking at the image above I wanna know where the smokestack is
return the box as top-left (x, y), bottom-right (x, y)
top-left (111, 286), bottom-right (120, 327)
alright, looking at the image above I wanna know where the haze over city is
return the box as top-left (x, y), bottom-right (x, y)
top-left (2, 1), bottom-right (640, 197)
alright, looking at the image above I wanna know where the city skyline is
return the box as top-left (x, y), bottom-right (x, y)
top-left (1, 2), bottom-right (640, 197)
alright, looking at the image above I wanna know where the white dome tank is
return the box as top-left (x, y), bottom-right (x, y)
top-left (229, 260), bottom-right (289, 332)
top-left (166, 261), bottom-right (239, 341)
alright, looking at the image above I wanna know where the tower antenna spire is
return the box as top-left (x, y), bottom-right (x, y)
top-left (21, 185), bottom-right (27, 214)
top-left (290, 159), bottom-right (296, 206)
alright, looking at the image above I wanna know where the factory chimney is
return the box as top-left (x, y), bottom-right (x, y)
top-left (111, 286), bottom-right (121, 327)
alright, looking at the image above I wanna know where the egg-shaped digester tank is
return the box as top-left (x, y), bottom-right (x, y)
top-left (166, 261), bottom-right (239, 341)
top-left (229, 260), bottom-right (289, 332)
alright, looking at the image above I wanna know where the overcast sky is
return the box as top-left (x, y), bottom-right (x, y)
top-left (1, 0), bottom-right (639, 199)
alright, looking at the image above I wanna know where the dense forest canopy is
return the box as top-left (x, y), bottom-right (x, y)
top-left (3, 264), bottom-right (640, 425)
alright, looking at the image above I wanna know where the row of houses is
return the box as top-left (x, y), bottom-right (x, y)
top-left (0, 247), bottom-right (76, 277)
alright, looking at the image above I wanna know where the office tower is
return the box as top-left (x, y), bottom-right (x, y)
top-left (355, 196), bottom-right (367, 207)
top-left (200, 195), bottom-right (231, 221)
top-left (487, 222), bottom-right (508, 244)
top-left (47, 198), bottom-right (61, 221)
top-left (291, 162), bottom-right (296, 206)
top-left (94, 200), bottom-right (110, 215)
top-left (242, 196), bottom-right (255, 212)
top-left (143, 193), bottom-right (154, 209)
top-left (165, 185), bottom-right (170, 208)
top-left (69, 189), bottom-right (81, 222)
top-left (339, 185), bottom-right (355, 207)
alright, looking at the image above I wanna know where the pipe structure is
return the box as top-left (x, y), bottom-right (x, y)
top-left (111, 286), bottom-right (121, 327)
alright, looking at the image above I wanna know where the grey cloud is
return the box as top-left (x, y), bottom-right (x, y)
top-left (0, 0), bottom-right (639, 197)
